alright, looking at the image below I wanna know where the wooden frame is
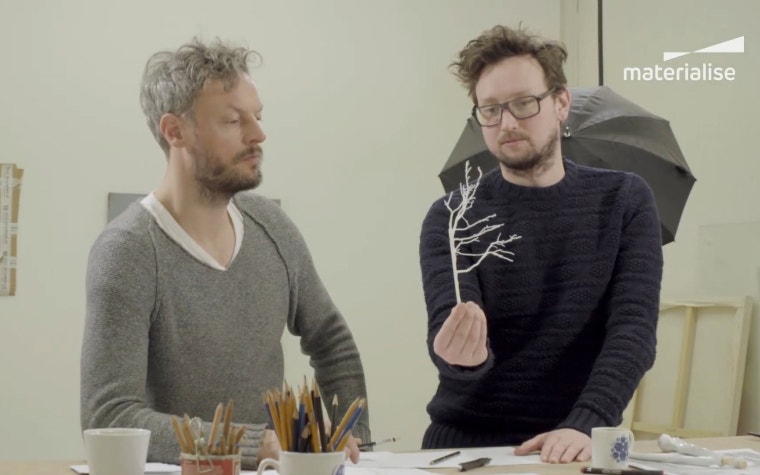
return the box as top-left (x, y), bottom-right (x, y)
top-left (624, 297), bottom-right (752, 438)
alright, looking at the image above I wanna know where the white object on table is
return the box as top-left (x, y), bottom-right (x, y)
top-left (70, 462), bottom-right (181, 474)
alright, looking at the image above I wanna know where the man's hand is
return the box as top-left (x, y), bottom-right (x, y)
top-left (514, 428), bottom-right (591, 463)
top-left (433, 301), bottom-right (488, 367)
top-left (324, 420), bottom-right (361, 463)
top-left (256, 429), bottom-right (281, 465)
top-left (343, 436), bottom-right (362, 463)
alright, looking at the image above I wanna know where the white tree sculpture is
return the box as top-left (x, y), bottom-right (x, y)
top-left (445, 160), bottom-right (522, 303)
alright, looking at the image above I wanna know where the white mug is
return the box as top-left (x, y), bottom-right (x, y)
top-left (256, 451), bottom-right (345, 475)
top-left (591, 427), bottom-right (634, 469)
top-left (83, 428), bottom-right (151, 475)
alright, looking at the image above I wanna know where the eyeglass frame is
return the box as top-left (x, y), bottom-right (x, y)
top-left (471, 88), bottom-right (557, 127)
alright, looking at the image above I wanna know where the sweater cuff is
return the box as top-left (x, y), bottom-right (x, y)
top-left (351, 421), bottom-right (371, 447)
top-left (436, 346), bottom-right (494, 381)
top-left (237, 425), bottom-right (267, 469)
top-left (556, 407), bottom-right (609, 435)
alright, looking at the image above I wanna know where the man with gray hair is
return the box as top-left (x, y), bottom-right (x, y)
top-left (80, 38), bottom-right (370, 469)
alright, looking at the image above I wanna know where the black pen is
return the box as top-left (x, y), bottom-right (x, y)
top-left (358, 437), bottom-right (398, 451)
top-left (581, 466), bottom-right (664, 475)
top-left (748, 431), bottom-right (760, 438)
top-left (429, 450), bottom-right (461, 465)
top-left (459, 457), bottom-right (491, 472)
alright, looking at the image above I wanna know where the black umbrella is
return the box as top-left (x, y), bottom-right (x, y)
top-left (438, 85), bottom-right (696, 245)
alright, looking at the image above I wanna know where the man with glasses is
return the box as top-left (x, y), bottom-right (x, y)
top-left (418, 25), bottom-right (662, 463)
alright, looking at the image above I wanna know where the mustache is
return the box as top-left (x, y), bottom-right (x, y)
top-left (498, 133), bottom-right (529, 142)
top-left (234, 146), bottom-right (263, 161)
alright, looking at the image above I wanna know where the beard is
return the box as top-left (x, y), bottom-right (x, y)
top-left (493, 129), bottom-right (559, 173)
top-left (190, 144), bottom-right (264, 200)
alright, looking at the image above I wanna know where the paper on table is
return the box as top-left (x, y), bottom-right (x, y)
top-left (630, 448), bottom-right (760, 475)
top-left (70, 463), bottom-right (181, 474)
top-left (353, 446), bottom-right (542, 469)
top-left (71, 465), bottom-right (263, 475)
top-left (345, 468), bottom-right (437, 475)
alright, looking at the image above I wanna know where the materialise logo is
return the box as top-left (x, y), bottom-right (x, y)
top-left (623, 36), bottom-right (743, 82)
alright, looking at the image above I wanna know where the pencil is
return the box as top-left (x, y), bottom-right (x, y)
top-left (430, 450), bottom-right (461, 465)
top-left (581, 467), bottom-right (663, 475)
top-left (330, 395), bottom-right (338, 439)
top-left (171, 415), bottom-right (191, 453)
top-left (221, 400), bottom-right (234, 454)
top-left (328, 397), bottom-right (361, 448)
top-left (207, 403), bottom-right (224, 453)
top-left (303, 385), bottom-right (322, 452)
top-left (227, 425), bottom-right (238, 455)
top-left (291, 406), bottom-right (300, 453)
top-left (182, 414), bottom-right (197, 454)
top-left (333, 400), bottom-right (365, 451)
top-left (336, 429), bottom-right (353, 452)
top-left (313, 380), bottom-right (328, 451)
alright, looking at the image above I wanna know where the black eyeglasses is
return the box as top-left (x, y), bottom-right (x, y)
top-left (472, 89), bottom-right (555, 127)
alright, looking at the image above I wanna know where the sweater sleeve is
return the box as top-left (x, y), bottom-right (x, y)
top-left (272, 209), bottom-right (372, 444)
top-left (419, 195), bottom-right (495, 380)
top-left (80, 226), bottom-right (269, 467)
top-left (557, 175), bottom-right (663, 434)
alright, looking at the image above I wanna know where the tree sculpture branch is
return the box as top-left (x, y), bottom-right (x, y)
top-left (445, 161), bottom-right (522, 303)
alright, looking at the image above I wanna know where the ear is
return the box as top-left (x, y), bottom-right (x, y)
top-left (159, 113), bottom-right (188, 149)
top-left (554, 87), bottom-right (571, 122)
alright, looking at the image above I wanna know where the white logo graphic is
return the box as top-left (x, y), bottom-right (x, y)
top-left (623, 36), bottom-right (743, 82)
top-left (663, 36), bottom-right (744, 61)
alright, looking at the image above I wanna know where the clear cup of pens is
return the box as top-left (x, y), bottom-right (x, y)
top-left (172, 400), bottom-right (244, 475)
top-left (256, 378), bottom-right (366, 475)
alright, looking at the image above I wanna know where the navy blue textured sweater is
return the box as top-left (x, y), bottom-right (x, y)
top-left (419, 159), bottom-right (663, 442)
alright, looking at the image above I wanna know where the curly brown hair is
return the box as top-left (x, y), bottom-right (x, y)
top-left (450, 24), bottom-right (568, 105)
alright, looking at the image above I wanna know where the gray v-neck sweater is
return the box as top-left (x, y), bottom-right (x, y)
top-left (81, 192), bottom-right (370, 468)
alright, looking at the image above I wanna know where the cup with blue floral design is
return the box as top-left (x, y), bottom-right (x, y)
top-left (591, 427), bottom-right (635, 469)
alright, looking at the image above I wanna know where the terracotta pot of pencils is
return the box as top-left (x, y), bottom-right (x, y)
top-left (180, 453), bottom-right (241, 475)
top-left (171, 401), bottom-right (244, 475)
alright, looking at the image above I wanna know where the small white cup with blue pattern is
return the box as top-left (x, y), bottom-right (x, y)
top-left (591, 427), bottom-right (635, 469)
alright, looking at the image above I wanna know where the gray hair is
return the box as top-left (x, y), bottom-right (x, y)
top-left (139, 37), bottom-right (262, 154)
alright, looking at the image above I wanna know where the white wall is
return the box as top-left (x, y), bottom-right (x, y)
top-left (601, 0), bottom-right (760, 433)
top-left (0, 0), bottom-right (561, 461)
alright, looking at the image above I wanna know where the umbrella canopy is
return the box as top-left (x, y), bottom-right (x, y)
top-left (438, 85), bottom-right (696, 245)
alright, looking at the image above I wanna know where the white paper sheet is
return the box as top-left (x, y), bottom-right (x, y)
top-left (344, 469), bottom-right (437, 475)
top-left (352, 446), bottom-right (542, 469)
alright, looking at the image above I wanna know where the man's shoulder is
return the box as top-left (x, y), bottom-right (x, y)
top-left (574, 161), bottom-right (631, 181)
top-left (232, 191), bottom-right (308, 253)
top-left (233, 192), bottom-right (291, 228)
top-left (88, 203), bottom-right (157, 270)
top-left (96, 203), bottom-right (154, 247)
top-left (572, 162), bottom-right (650, 196)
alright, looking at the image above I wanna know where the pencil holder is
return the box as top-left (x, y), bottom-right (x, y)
top-left (180, 453), bottom-right (241, 475)
top-left (256, 451), bottom-right (345, 475)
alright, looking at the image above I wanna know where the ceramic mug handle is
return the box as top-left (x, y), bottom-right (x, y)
top-left (256, 457), bottom-right (279, 474)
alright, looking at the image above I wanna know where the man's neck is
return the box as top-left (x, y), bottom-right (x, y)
top-left (153, 174), bottom-right (233, 246)
top-left (500, 154), bottom-right (565, 187)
